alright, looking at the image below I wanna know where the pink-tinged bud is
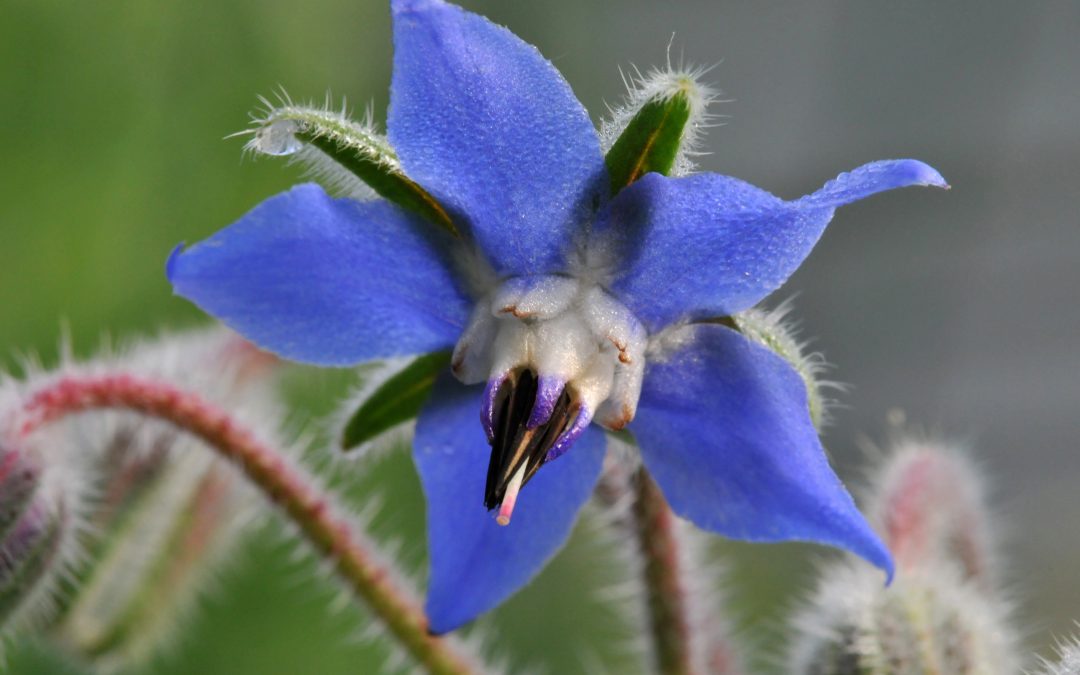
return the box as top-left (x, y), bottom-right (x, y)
top-left (7, 326), bottom-right (482, 674)
top-left (868, 439), bottom-right (994, 584)
top-left (788, 437), bottom-right (1019, 674)
top-left (788, 562), bottom-right (1019, 675)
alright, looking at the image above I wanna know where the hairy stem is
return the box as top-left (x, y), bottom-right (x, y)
top-left (632, 469), bottom-right (698, 675)
top-left (20, 374), bottom-right (480, 675)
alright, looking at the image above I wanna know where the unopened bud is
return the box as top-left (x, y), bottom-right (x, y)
top-left (869, 438), bottom-right (994, 584)
top-left (37, 329), bottom-right (272, 671)
top-left (789, 562), bottom-right (1018, 675)
top-left (54, 452), bottom-right (255, 672)
top-left (788, 437), bottom-right (1019, 674)
top-left (0, 436), bottom-right (82, 645)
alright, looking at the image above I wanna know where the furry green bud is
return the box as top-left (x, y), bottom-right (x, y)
top-left (788, 438), bottom-right (1019, 674)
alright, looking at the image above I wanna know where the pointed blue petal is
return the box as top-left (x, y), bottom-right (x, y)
top-left (414, 374), bottom-right (607, 633)
top-left (168, 183), bottom-right (471, 366)
top-left (594, 159), bottom-right (946, 331)
top-left (632, 323), bottom-right (893, 577)
top-left (797, 159), bottom-right (947, 208)
top-left (389, 0), bottom-right (606, 276)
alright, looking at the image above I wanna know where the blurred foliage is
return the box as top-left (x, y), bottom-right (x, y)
top-left (0, 0), bottom-right (394, 367)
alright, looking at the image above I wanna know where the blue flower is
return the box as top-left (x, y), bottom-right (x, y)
top-left (167, 0), bottom-right (946, 633)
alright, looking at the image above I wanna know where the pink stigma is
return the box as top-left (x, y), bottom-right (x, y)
top-left (496, 463), bottom-right (527, 526)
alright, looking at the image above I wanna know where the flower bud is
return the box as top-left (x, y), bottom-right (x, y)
top-left (39, 328), bottom-right (273, 671)
top-left (789, 562), bottom-right (1017, 675)
top-left (0, 434), bottom-right (83, 646)
top-left (868, 438), bottom-right (995, 584)
top-left (787, 438), bottom-right (1019, 674)
top-left (53, 452), bottom-right (255, 672)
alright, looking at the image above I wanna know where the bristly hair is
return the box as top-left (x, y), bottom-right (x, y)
top-left (733, 299), bottom-right (839, 430)
top-left (0, 363), bottom-right (94, 656)
top-left (786, 560), bottom-right (1021, 675)
top-left (859, 433), bottom-right (1003, 588)
top-left (1036, 630), bottom-right (1080, 675)
top-left (326, 357), bottom-right (418, 467)
top-left (644, 300), bottom-right (836, 430)
top-left (599, 49), bottom-right (726, 177)
top-left (234, 87), bottom-right (397, 201)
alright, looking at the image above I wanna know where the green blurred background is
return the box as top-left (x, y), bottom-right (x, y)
top-left (3, 1), bottom-right (1079, 672)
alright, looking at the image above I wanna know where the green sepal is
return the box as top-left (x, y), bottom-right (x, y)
top-left (299, 131), bottom-right (459, 236)
top-left (605, 89), bottom-right (692, 192)
top-left (249, 105), bottom-right (459, 236)
top-left (729, 310), bottom-right (826, 429)
top-left (340, 351), bottom-right (451, 453)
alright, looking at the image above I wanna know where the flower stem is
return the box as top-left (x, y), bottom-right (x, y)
top-left (631, 469), bottom-right (698, 675)
top-left (20, 374), bottom-right (481, 675)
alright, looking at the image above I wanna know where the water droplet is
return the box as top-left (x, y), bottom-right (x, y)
top-left (254, 120), bottom-right (302, 156)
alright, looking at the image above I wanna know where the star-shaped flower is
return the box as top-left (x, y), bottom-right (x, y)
top-left (167, 0), bottom-right (946, 633)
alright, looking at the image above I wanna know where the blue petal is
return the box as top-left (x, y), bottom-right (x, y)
top-left (594, 160), bottom-right (946, 331)
top-left (389, 0), bottom-right (606, 277)
top-left (632, 323), bottom-right (893, 577)
top-left (414, 374), bottom-right (607, 633)
top-left (168, 183), bottom-right (471, 366)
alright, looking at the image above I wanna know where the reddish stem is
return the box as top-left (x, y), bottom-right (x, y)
top-left (623, 466), bottom-right (743, 675)
top-left (632, 470), bottom-right (697, 675)
top-left (20, 374), bottom-right (480, 675)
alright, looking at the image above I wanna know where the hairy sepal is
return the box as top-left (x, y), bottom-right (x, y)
top-left (244, 99), bottom-right (459, 236)
top-left (339, 351), bottom-right (450, 454)
top-left (601, 65), bottom-right (720, 183)
top-left (731, 303), bottom-right (832, 429)
top-left (54, 454), bottom-right (256, 670)
top-left (1037, 634), bottom-right (1080, 675)
top-left (605, 89), bottom-right (691, 192)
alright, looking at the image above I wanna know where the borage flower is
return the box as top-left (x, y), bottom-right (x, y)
top-left (167, 0), bottom-right (946, 633)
